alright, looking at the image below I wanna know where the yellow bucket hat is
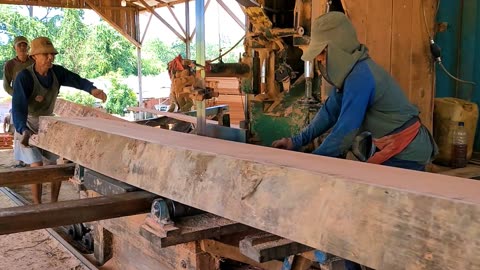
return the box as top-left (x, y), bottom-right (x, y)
top-left (29, 37), bottom-right (58, 56)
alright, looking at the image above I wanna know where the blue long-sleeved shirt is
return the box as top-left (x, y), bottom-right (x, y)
top-left (291, 60), bottom-right (375, 157)
top-left (12, 64), bottom-right (96, 133)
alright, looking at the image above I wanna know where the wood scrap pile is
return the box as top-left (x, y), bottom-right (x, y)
top-left (0, 134), bottom-right (13, 149)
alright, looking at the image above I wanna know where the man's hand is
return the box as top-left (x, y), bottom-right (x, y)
top-left (91, 89), bottom-right (107, 102)
top-left (20, 129), bottom-right (33, 147)
top-left (272, 137), bottom-right (294, 150)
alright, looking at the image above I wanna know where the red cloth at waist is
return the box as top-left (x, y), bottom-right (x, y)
top-left (367, 120), bottom-right (421, 164)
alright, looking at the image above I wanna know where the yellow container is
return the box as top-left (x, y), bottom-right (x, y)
top-left (433, 98), bottom-right (479, 165)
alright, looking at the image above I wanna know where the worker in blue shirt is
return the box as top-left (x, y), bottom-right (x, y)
top-left (272, 12), bottom-right (436, 170)
top-left (12, 36), bottom-right (107, 204)
top-left (272, 12), bottom-right (437, 270)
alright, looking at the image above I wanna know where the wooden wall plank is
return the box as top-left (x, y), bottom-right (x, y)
top-left (343, 0), bottom-right (436, 129)
top-left (391, 0), bottom-right (414, 101)
top-left (35, 117), bottom-right (480, 269)
top-left (409, 0), bottom-right (437, 130)
top-left (342, 0), bottom-right (368, 44)
top-left (365, 0), bottom-right (393, 72)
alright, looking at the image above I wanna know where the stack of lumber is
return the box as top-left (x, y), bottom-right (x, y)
top-left (206, 77), bottom-right (244, 125)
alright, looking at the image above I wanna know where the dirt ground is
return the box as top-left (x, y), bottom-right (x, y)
top-left (0, 149), bottom-right (91, 269)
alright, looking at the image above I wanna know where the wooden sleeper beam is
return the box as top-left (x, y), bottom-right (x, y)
top-left (0, 191), bottom-right (156, 235)
top-left (140, 213), bottom-right (254, 248)
top-left (0, 163), bottom-right (75, 187)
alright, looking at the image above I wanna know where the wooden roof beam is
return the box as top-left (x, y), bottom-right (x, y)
top-left (85, 0), bottom-right (141, 47)
top-left (216, 0), bottom-right (245, 31)
top-left (137, 0), bottom-right (186, 42)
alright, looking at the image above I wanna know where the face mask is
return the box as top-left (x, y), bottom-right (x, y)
top-left (315, 56), bottom-right (336, 88)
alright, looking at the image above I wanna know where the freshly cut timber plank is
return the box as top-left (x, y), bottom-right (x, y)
top-left (0, 191), bottom-right (156, 235)
top-left (0, 164), bottom-right (75, 187)
top-left (54, 98), bottom-right (126, 121)
top-left (128, 107), bottom-right (218, 124)
top-left (128, 107), bottom-right (240, 129)
top-left (35, 117), bottom-right (480, 270)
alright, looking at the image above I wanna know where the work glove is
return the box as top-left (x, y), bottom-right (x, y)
top-left (271, 137), bottom-right (294, 150)
top-left (91, 89), bottom-right (107, 103)
top-left (20, 129), bottom-right (33, 147)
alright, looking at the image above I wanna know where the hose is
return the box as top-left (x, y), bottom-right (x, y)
top-left (421, 0), bottom-right (476, 89)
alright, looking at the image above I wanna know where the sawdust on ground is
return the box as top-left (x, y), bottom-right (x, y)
top-left (0, 149), bottom-right (90, 270)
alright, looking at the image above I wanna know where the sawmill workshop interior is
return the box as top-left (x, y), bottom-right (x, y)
top-left (1, 0), bottom-right (480, 269)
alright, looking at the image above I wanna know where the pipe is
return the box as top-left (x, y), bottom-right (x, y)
top-left (304, 60), bottom-right (313, 98)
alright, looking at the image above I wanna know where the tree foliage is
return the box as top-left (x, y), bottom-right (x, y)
top-left (0, 5), bottom-right (243, 81)
top-left (81, 23), bottom-right (136, 78)
top-left (141, 38), bottom-right (185, 75)
top-left (0, 6), bottom-right (136, 79)
top-left (105, 71), bottom-right (138, 116)
top-left (60, 91), bottom-right (96, 107)
top-left (55, 9), bottom-right (88, 74)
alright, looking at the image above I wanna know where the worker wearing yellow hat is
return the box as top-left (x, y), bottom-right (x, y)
top-left (2, 36), bottom-right (34, 96)
top-left (11, 36), bottom-right (108, 204)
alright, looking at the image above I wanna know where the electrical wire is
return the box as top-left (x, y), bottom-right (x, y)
top-left (208, 35), bottom-right (246, 63)
top-left (421, 0), bottom-right (441, 40)
top-left (438, 61), bottom-right (476, 86)
top-left (421, 0), bottom-right (476, 88)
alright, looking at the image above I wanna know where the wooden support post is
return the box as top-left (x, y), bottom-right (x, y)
top-left (0, 191), bottom-right (156, 235)
top-left (0, 164), bottom-right (75, 187)
top-left (291, 255), bottom-right (313, 270)
top-left (200, 239), bottom-right (284, 270)
top-left (239, 233), bottom-right (313, 263)
top-left (35, 117), bottom-right (480, 269)
top-left (93, 225), bottom-right (113, 266)
top-left (99, 213), bottom-right (219, 270)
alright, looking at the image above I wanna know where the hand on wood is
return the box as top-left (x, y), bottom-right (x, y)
top-left (20, 129), bottom-right (33, 147)
top-left (91, 89), bottom-right (107, 103)
top-left (271, 137), bottom-right (293, 150)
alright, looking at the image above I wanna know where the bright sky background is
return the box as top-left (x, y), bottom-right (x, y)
top-left (23, 0), bottom-right (246, 47)
top-left (138, 0), bottom-right (246, 46)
